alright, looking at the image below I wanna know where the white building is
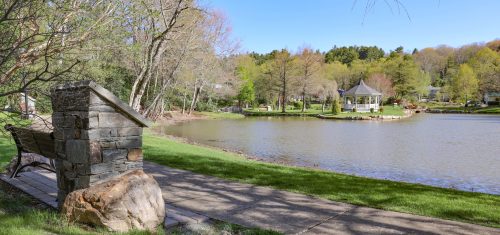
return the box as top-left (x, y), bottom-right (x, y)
top-left (343, 80), bottom-right (382, 112)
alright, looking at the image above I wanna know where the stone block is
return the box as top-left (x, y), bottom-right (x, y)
top-left (116, 137), bottom-right (142, 149)
top-left (99, 113), bottom-right (137, 128)
top-left (55, 140), bottom-right (65, 155)
top-left (63, 115), bottom-right (76, 128)
top-left (57, 177), bottom-right (67, 191)
top-left (81, 129), bottom-right (99, 140)
top-left (74, 176), bottom-right (90, 189)
top-left (90, 172), bottom-right (118, 184)
top-left (90, 162), bottom-right (113, 175)
top-left (126, 161), bottom-right (143, 170)
top-left (66, 140), bottom-right (89, 164)
top-left (83, 117), bottom-right (99, 130)
top-left (75, 163), bottom-right (90, 175)
top-left (90, 141), bottom-right (102, 164)
top-left (127, 149), bottom-right (143, 161)
top-left (99, 128), bottom-right (118, 138)
top-left (63, 160), bottom-right (73, 171)
top-left (102, 149), bottom-right (127, 162)
top-left (99, 141), bottom-right (116, 149)
top-left (52, 113), bottom-right (65, 127)
top-left (117, 127), bottom-right (142, 137)
top-left (89, 92), bottom-right (106, 105)
top-left (53, 128), bottom-right (64, 140)
top-left (64, 170), bottom-right (77, 179)
top-left (90, 105), bottom-right (116, 112)
top-left (113, 161), bottom-right (127, 172)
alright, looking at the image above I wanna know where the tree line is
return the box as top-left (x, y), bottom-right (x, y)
top-left (235, 41), bottom-right (499, 112)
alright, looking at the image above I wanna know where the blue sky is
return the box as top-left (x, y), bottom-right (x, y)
top-left (205, 0), bottom-right (500, 54)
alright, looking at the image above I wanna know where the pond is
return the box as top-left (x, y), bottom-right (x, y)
top-left (158, 114), bottom-right (500, 195)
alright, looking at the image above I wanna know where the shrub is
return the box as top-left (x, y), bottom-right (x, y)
top-left (370, 108), bottom-right (374, 113)
top-left (332, 99), bottom-right (341, 115)
top-left (352, 107), bottom-right (357, 113)
top-left (293, 101), bottom-right (303, 109)
top-left (380, 107), bottom-right (384, 113)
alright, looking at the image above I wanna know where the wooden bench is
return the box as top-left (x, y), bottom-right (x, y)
top-left (4, 124), bottom-right (56, 178)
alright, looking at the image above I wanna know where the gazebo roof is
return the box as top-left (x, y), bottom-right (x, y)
top-left (344, 80), bottom-right (382, 96)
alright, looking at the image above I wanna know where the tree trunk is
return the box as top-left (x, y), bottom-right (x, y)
top-left (188, 85), bottom-right (202, 115)
top-left (301, 90), bottom-right (306, 113)
top-left (281, 70), bottom-right (287, 113)
top-left (182, 90), bottom-right (187, 115)
top-left (277, 95), bottom-right (281, 112)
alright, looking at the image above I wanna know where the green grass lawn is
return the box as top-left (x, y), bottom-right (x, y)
top-left (243, 108), bottom-right (325, 117)
top-left (245, 105), bottom-right (405, 118)
top-left (198, 111), bottom-right (245, 119)
top-left (432, 106), bottom-right (500, 114)
top-left (142, 132), bottom-right (499, 228)
top-left (323, 105), bottom-right (405, 118)
top-left (419, 102), bottom-right (500, 114)
top-left (0, 112), bottom-right (32, 171)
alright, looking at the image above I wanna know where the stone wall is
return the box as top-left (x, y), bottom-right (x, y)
top-left (51, 81), bottom-right (147, 207)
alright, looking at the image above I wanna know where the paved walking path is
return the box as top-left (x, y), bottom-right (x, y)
top-left (1, 161), bottom-right (498, 235)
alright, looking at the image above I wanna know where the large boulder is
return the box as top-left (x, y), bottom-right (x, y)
top-left (62, 170), bottom-right (165, 232)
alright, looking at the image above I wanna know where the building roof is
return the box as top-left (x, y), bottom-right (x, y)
top-left (54, 81), bottom-right (151, 127)
top-left (344, 80), bottom-right (382, 96)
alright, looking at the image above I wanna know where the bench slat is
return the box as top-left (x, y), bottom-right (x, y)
top-left (11, 127), bottom-right (56, 159)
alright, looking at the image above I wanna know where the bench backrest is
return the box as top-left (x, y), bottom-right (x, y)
top-left (4, 125), bottom-right (56, 159)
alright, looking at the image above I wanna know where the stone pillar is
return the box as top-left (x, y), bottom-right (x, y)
top-left (51, 81), bottom-right (149, 208)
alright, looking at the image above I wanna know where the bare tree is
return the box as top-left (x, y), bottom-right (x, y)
top-left (0, 0), bottom-right (115, 129)
top-left (269, 49), bottom-right (294, 113)
top-left (296, 47), bottom-right (322, 112)
top-left (126, 0), bottom-right (192, 112)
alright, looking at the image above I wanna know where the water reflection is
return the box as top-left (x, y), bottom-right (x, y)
top-left (159, 114), bottom-right (500, 195)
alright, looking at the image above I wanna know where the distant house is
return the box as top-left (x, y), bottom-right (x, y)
top-left (427, 86), bottom-right (440, 100)
top-left (425, 86), bottom-right (450, 102)
top-left (19, 92), bottom-right (36, 118)
top-left (484, 92), bottom-right (500, 105)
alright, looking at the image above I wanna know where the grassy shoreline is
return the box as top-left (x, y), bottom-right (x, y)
top-left (243, 105), bottom-right (406, 119)
top-left (142, 132), bottom-right (499, 228)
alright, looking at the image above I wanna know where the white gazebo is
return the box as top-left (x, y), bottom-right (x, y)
top-left (343, 80), bottom-right (382, 112)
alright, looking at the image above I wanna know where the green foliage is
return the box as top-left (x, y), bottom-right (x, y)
top-left (237, 79), bottom-right (256, 106)
top-left (451, 64), bottom-right (479, 103)
top-left (325, 46), bottom-right (359, 64)
top-left (292, 101), bottom-right (303, 109)
top-left (384, 55), bottom-right (420, 98)
top-left (196, 99), bottom-right (218, 112)
top-left (468, 48), bottom-right (500, 95)
top-left (380, 107), bottom-right (384, 113)
top-left (331, 99), bottom-right (341, 115)
top-left (325, 46), bottom-right (384, 64)
top-left (236, 56), bottom-right (259, 104)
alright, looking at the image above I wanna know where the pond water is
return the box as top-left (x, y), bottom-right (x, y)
top-left (158, 114), bottom-right (500, 195)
